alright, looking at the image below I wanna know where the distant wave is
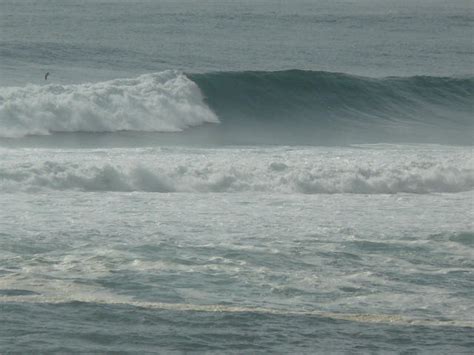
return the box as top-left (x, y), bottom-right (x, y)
top-left (0, 70), bottom-right (472, 142)
top-left (0, 71), bottom-right (218, 138)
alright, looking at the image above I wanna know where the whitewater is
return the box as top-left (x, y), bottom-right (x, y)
top-left (0, 0), bottom-right (473, 353)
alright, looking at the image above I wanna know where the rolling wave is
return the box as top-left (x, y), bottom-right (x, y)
top-left (0, 70), bottom-right (472, 143)
top-left (1, 148), bottom-right (472, 194)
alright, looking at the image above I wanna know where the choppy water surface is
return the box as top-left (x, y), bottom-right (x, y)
top-left (1, 145), bottom-right (473, 352)
top-left (1, 188), bottom-right (473, 352)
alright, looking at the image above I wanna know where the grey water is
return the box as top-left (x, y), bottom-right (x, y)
top-left (0, 0), bottom-right (473, 353)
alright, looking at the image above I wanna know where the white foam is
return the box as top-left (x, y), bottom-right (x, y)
top-left (0, 146), bottom-right (472, 194)
top-left (0, 71), bottom-right (219, 137)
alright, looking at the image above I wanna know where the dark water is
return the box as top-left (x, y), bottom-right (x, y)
top-left (2, 302), bottom-right (473, 353)
top-left (190, 70), bottom-right (474, 144)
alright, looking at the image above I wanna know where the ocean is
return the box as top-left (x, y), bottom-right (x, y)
top-left (0, 0), bottom-right (473, 353)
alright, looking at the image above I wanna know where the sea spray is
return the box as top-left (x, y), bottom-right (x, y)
top-left (0, 71), bottom-right (219, 138)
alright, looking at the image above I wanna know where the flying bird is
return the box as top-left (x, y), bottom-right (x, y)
top-left (45, 72), bottom-right (50, 80)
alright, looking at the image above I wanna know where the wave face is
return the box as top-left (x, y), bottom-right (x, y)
top-left (190, 70), bottom-right (474, 143)
top-left (0, 71), bottom-right (218, 138)
top-left (190, 70), bottom-right (473, 122)
top-left (1, 146), bottom-right (472, 194)
top-left (1, 70), bottom-right (472, 143)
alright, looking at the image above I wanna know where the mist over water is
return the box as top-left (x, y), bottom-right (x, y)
top-left (0, 0), bottom-right (473, 353)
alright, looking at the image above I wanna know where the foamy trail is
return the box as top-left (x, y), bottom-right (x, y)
top-left (0, 71), bottom-right (219, 138)
top-left (1, 294), bottom-right (472, 328)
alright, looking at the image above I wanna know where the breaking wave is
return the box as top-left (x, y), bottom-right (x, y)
top-left (1, 70), bottom-right (472, 143)
top-left (0, 71), bottom-right (218, 138)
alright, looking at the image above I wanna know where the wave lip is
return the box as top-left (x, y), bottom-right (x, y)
top-left (0, 70), bottom-right (219, 138)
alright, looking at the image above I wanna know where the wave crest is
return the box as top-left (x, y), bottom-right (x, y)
top-left (1, 70), bottom-right (472, 143)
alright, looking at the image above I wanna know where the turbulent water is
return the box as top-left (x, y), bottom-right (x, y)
top-left (0, 0), bottom-right (473, 353)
